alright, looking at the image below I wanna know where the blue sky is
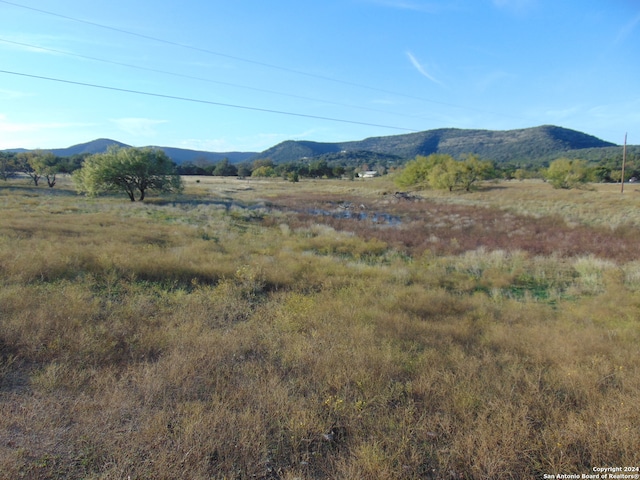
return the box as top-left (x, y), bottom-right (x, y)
top-left (0, 0), bottom-right (638, 152)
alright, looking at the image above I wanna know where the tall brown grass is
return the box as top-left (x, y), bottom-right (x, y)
top-left (1, 177), bottom-right (639, 478)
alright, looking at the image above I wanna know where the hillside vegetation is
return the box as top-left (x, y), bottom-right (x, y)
top-left (1, 176), bottom-right (640, 478)
top-left (258, 125), bottom-right (618, 164)
top-left (3, 125), bottom-right (626, 169)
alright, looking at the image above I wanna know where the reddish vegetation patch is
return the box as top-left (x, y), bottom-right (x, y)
top-left (265, 193), bottom-right (638, 261)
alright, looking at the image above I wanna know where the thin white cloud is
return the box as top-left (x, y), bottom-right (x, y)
top-left (0, 34), bottom-right (72, 55)
top-left (616, 12), bottom-right (640, 43)
top-left (180, 130), bottom-right (321, 152)
top-left (588, 100), bottom-right (640, 127)
top-left (0, 114), bottom-right (96, 149)
top-left (521, 103), bottom-right (583, 124)
top-left (544, 106), bottom-right (582, 120)
top-left (535, 99), bottom-right (640, 137)
top-left (475, 70), bottom-right (514, 92)
top-left (0, 113), bottom-right (90, 133)
top-left (370, 98), bottom-right (397, 105)
top-left (0, 89), bottom-right (34, 100)
top-left (492, 0), bottom-right (537, 14)
top-left (406, 51), bottom-right (443, 86)
top-left (111, 118), bottom-right (167, 137)
top-left (0, 32), bottom-right (127, 59)
top-left (366, 0), bottom-right (449, 13)
top-left (179, 137), bottom-right (262, 152)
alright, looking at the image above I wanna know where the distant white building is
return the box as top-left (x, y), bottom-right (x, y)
top-left (358, 170), bottom-right (379, 178)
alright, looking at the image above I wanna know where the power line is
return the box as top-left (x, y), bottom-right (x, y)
top-left (0, 69), bottom-right (421, 132)
top-left (0, 37), bottom-right (431, 122)
top-left (0, 0), bottom-right (318, 78)
top-left (0, 0), bottom-right (514, 118)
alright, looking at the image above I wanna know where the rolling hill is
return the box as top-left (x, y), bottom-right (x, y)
top-left (3, 139), bottom-right (257, 164)
top-left (154, 146), bottom-right (255, 164)
top-left (2, 125), bottom-right (624, 167)
top-left (256, 125), bottom-right (618, 164)
top-left (50, 139), bottom-right (131, 157)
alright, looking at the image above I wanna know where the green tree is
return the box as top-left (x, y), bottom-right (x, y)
top-left (395, 154), bottom-right (450, 188)
top-left (428, 156), bottom-right (462, 191)
top-left (252, 158), bottom-right (274, 171)
top-left (74, 146), bottom-right (183, 201)
top-left (236, 164), bottom-right (251, 178)
top-left (60, 154), bottom-right (89, 174)
top-left (17, 150), bottom-right (56, 186)
top-left (16, 153), bottom-right (39, 186)
top-left (307, 159), bottom-right (332, 178)
top-left (251, 165), bottom-right (277, 178)
top-left (395, 155), bottom-right (428, 187)
top-left (396, 153), bottom-right (494, 191)
top-left (458, 154), bottom-right (494, 191)
top-left (513, 168), bottom-right (531, 181)
top-left (610, 170), bottom-right (623, 183)
top-left (286, 171), bottom-right (299, 182)
top-left (0, 152), bottom-right (17, 181)
top-left (177, 162), bottom-right (209, 176)
top-left (332, 165), bottom-right (346, 178)
top-left (212, 158), bottom-right (238, 176)
top-left (29, 151), bottom-right (59, 187)
top-left (544, 158), bottom-right (590, 189)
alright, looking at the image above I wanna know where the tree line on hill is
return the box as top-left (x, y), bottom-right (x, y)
top-left (394, 153), bottom-right (640, 191)
top-left (0, 150), bottom-right (85, 186)
top-left (254, 125), bottom-right (621, 164)
top-left (1, 145), bottom-right (638, 200)
top-left (176, 156), bottom-right (364, 180)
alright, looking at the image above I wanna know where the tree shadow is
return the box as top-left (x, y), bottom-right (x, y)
top-left (0, 183), bottom-right (79, 197)
top-left (144, 195), bottom-right (267, 212)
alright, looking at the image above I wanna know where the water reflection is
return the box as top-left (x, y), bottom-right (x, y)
top-left (306, 208), bottom-right (402, 225)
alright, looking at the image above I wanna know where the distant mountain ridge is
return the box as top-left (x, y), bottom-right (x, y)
top-left (2, 125), bottom-right (622, 166)
top-left (3, 139), bottom-right (256, 164)
top-left (257, 125), bottom-right (618, 164)
top-left (150, 146), bottom-right (255, 164)
top-left (51, 138), bottom-right (130, 156)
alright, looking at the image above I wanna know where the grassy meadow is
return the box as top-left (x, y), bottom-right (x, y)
top-left (1, 175), bottom-right (640, 479)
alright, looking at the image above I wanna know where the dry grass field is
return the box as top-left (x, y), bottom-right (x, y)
top-left (1, 175), bottom-right (639, 479)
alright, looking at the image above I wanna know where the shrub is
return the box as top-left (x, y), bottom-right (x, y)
top-left (544, 158), bottom-right (590, 189)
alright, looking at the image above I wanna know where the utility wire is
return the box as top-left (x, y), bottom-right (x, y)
top-left (0, 69), bottom-right (421, 132)
top-left (0, 37), bottom-right (431, 122)
top-left (0, 0), bottom-right (319, 78)
top-left (0, 0), bottom-right (512, 117)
